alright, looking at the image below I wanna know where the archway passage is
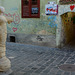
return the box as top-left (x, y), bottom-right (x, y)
top-left (61, 12), bottom-right (75, 46)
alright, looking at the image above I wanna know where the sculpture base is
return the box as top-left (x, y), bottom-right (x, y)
top-left (0, 69), bottom-right (12, 75)
top-left (0, 56), bottom-right (11, 71)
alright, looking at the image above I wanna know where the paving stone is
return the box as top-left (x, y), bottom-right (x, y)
top-left (23, 72), bottom-right (31, 75)
top-left (56, 70), bottom-right (63, 75)
top-left (63, 72), bottom-right (71, 75)
top-left (40, 73), bottom-right (50, 75)
top-left (31, 73), bottom-right (39, 75)
top-left (0, 69), bottom-right (12, 75)
top-left (71, 72), bottom-right (75, 75)
top-left (5, 42), bottom-right (75, 75)
top-left (47, 72), bottom-right (56, 75)
top-left (35, 65), bottom-right (46, 73)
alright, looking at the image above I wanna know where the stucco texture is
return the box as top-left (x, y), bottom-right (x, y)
top-left (0, 0), bottom-right (57, 35)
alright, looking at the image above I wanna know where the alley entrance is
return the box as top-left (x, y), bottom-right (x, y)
top-left (61, 12), bottom-right (75, 46)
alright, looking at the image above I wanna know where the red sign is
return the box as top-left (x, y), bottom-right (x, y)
top-left (45, 4), bottom-right (58, 15)
top-left (46, 8), bottom-right (57, 12)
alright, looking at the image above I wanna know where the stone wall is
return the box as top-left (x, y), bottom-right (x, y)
top-left (7, 33), bottom-right (56, 47)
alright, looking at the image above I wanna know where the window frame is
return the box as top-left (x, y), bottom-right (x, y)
top-left (21, 0), bottom-right (40, 18)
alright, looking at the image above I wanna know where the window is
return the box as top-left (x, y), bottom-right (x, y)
top-left (23, 0), bottom-right (29, 5)
top-left (21, 0), bottom-right (40, 18)
top-left (32, 0), bottom-right (37, 5)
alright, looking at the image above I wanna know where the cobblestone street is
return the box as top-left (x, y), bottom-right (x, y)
top-left (6, 42), bottom-right (75, 75)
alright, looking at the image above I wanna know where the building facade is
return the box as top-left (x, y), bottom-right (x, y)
top-left (56, 0), bottom-right (75, 47)
top-left (0, 0), bottom-right (75, 47)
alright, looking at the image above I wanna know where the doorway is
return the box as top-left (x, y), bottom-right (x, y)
top-left (61, 12), bottom-right (75, 46)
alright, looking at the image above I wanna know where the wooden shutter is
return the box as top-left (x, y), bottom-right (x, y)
top-left (21, 0), bottom-right (40, 18)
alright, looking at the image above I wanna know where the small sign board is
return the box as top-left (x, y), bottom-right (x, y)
top-left (32, 8), bottom-right (38, 14)
top-left (45, 2), bottom-right (58, 15)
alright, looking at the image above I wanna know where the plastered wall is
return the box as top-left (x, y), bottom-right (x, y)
top-left (0, 0), bottom-right (57, 35)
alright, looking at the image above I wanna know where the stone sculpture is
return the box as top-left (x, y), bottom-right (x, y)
top-left (0, 6), bottom-right (12, 72)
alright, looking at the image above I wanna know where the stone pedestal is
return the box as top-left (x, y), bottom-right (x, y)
top-left (0, 69), bottom-right (12, 75)
top-left (0, 56), bottom-right (11, 72)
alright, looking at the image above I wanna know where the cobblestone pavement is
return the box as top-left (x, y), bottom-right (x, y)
top-left (6, 42), bottom-right (75, 75)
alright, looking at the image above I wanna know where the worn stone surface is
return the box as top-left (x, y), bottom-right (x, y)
top-left (0, 69), bottom-right (12, 75)
top-left (6, 42), bottom-right (75, 75)
top-left (7, 33), bottom-right (56, 48)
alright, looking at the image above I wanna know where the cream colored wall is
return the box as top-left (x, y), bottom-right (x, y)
top-left (0, 0), bottom-right (57, 35)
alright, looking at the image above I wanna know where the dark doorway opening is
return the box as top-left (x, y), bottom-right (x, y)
top-left (10, 36), bottom-right (15, 42)
top-left (61, 12), bottom-right (75, 47)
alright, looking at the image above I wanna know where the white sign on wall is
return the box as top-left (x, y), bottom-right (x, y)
top-left (45, 2), bottom-right (58, 15)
